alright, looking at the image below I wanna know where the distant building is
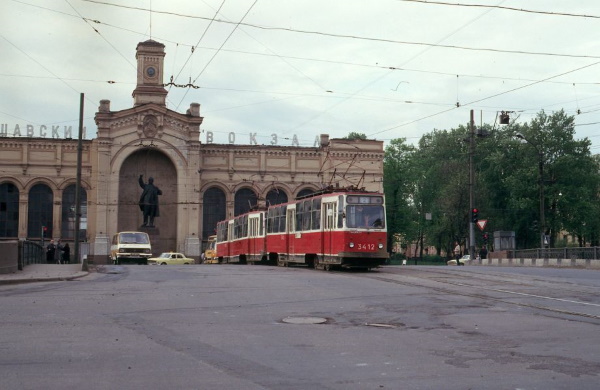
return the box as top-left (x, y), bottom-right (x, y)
top-left (0, 40), bottom-right (384, 264)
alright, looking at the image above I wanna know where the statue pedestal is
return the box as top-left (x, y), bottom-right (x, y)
top-left (139, 226), bottom-right (159, 235)
top-left (139, 226), bottom-right (161, 255)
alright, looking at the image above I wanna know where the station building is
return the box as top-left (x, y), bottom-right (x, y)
top-left (0, 40), bottom-right (384, 264)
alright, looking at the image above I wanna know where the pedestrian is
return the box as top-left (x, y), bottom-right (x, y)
top-left (453, 241), bottom-right (462, 266)
top-left (46, 240), bottom-right (56, 264)
top-left (200, 252), bottom-right (205, 264)
top-left (479, 245), bottom-right (488, 260)
top-left (62, 243), bottom-right (71, 264)
top-left (54, 239), bottom-right (63, 264)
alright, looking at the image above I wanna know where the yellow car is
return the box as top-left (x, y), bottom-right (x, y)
top-left (148, 252), bottom-right (195, 265)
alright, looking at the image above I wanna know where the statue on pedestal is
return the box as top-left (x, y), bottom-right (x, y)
top-left (139, 174), bottom-right (162, 227)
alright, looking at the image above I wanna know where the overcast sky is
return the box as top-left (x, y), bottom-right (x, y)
top-left (2, 0), bottom-right (600, 151)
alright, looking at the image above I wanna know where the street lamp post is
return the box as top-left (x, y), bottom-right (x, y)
top-left (515, 133), bottom-right (546, 249)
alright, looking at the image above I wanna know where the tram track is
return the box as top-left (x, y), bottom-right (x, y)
top-left (385, 266), bottom-right (600, 297)
top-left (355, 267), bottom-right (600, 323)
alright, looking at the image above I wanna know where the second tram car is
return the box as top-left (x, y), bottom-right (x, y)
top-left (215, 187), bottom-right (388, 270)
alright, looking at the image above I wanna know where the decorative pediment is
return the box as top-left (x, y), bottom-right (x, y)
top-left (137, 112), bottom-right (164, 139)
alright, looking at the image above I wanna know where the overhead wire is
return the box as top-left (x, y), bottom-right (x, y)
top-left (169, 0), bottom-right (227, 91)
top-left (398, 0), bottom-right (600, 20)
top-left (6, 0), bottom-right (600, 144)
top-left (368, 59), bottom-right (600, 138)
top-left (175, 0), bottom-right (259, 110)
top-left (80, 0), bottom-right (600, 60)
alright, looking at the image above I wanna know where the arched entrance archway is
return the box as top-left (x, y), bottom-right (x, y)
top-left (0, 182), bottom-right (19, 238)
top-left (118, 149), bottom-right (177, 256)
top-left (28, 183), bottom-right (53, 238)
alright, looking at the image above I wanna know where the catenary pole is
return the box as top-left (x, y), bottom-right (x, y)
top-left (469, 110), bottom-right (475, 258)
top-left (75, 93), bottom-right (84, 269)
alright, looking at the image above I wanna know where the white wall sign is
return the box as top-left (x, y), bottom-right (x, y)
top-left (205, 131), bottom-right (322, 147)
top-left (0, 124), bottom-right (87, 139)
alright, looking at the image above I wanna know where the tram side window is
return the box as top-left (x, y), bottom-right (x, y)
top-left (296, 202), bottom-right (303, 231)
top-left (228, 223), bottom-right (234, 241)
top-left (266, 209), bottom-right (273, 233)
top-left (272, 207), bottom-right (278, 233)
top-left (259, 212), bottom-right (264, 235)
top-left (233, 218), bottom-right (239, 239)
top-left (278, 206), bottom-right (287, 233)
top-left (302, 200), bottom-right (312, 231)
top-left (243, 215), bottom-right (248, 237)
top-left (337, 195), bottom-right (344, 228)
top-left (216, 224), bottom-right (222, 242)
top-left (276, 207), bottom-right (281, 233)
top-left (311, 198), bottom-right (321, 230)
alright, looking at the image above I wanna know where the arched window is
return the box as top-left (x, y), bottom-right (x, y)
top-left (61, 185), bottom-right (87, 240)
top-left (28, 184), bottom-right (53, 238)
top-left (0, 182), bottom-right (19, 238)
top-left (266, 187), bottom-right (288, 206)
top-left (202, 187), bottom-right (226, 241)
top-left (296, 188), bottom-right (315, 199)
top-left (234, 188), bottom-right (257, 216)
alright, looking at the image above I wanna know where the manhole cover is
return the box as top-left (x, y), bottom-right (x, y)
top-left (282, 316), bottom-right (327, 324)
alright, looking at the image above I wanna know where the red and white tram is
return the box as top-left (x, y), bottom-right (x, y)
top-left (215, 187), bottom-right (388, 270)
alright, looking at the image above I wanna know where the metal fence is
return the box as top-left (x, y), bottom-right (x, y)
top-left (512, 247), bottom-right (600, 260)
top-left (18, 240), bottom-right (44, 270)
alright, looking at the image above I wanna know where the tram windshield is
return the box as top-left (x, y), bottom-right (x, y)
top-left (346, 204), bottom-right (385, 229)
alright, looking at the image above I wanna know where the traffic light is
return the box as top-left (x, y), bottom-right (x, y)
top-left (471, 208), bottom-right (478, 223)
top-left (42, 226), bottom-right (47, 237)
top-left (483, 232), bottom-right (488, 243)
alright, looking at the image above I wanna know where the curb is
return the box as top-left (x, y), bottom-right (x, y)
top-left (0, 271), bottom-right (90, 286)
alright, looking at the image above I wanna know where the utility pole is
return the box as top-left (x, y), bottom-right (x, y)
top-left (469, 110), bottom-right (475, 258)
top-left (75, 93), bottom-right (85, 269)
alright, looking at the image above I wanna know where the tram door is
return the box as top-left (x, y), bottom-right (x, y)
top-left (286, 208), bottom-right (296, 259)
top-left (323, 201), bottom-right (336, 259)
top-left (226, 220), bottom-right (234, 261)
top-left (248, 214), bottom-right (259, 261)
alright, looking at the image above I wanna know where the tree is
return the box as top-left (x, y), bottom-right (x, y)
top-left (343, 132), bottom-right (367, 140)
top-left (383, 138), bottom-right (416, 255)
top-left (383, 109), bottom-right (600, 254)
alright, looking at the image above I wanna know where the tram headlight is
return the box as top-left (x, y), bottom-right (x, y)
top-left (378, 243), bottom-right (384, 249)
top-left (349, 242), bottom-right (355, 248)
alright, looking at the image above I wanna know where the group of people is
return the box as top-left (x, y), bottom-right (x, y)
top-left (453, 241), bottom-right (488, 264)
top-left (46, 239), bottom-right (71, 264)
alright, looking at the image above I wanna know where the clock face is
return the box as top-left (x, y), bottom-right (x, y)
top-left (146, 66), bottom-right (156, 77)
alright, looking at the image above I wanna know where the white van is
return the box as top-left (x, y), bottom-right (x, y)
top-left (110, 231), bottom-right (152, 265)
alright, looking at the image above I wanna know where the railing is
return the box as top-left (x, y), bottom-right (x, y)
top-left (512, 247), bottom-right (600, 260)
top-left (18, 240), bottom-right (44, 270)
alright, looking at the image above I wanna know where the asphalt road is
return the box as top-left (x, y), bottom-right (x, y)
top-left (0, 264), bottom-right (599, 390)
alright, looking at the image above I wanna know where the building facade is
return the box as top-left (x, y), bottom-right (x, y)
top-left (0, 40), bottom-right (384, 264)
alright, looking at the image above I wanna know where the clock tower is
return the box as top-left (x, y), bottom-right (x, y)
top-left (132, 39), bottom-right (168, 106)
